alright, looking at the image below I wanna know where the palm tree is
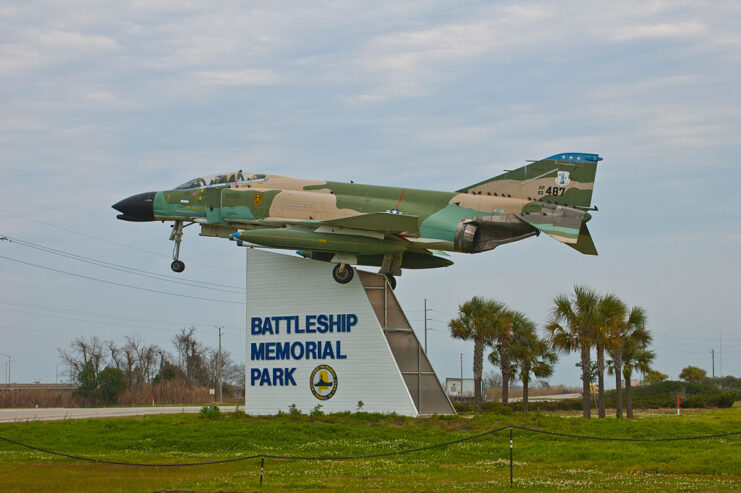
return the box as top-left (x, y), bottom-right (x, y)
top-left (606, 305), bottom-right (647, 418)
top-left (488, 309), bottom-right (527, 405)
top-left (594, 294), bottom-right (626, 418)
top-left (513, 328), bottom-right (557, 413)
top-left (621, 331), bottom-right (654, 419)
top-left (546, 285), bottom-right (599, 419)
top-left (449, 297), bottom-right (507, 408)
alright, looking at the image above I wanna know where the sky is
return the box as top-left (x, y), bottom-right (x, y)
top-left (1, 0), bottom-right (740, 389)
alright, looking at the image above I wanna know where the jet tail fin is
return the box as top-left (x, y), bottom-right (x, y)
top-left (458, 153), bottom-right (602, 208)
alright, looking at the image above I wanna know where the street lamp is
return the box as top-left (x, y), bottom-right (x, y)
top-left (0, 353), bottom-right (10, 384)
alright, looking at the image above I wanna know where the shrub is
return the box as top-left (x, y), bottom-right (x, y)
top-left (200, 405), bottom-right (221, 419)
top-left (310, 404), bottom-right (324, 416)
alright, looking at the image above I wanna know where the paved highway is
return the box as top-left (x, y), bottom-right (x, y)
top-left (0, 406), bottom-right (239, 423)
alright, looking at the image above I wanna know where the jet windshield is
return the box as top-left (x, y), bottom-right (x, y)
top-left (174, 171), bottom-right (266, 189)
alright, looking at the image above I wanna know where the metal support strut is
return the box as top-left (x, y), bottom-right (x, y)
top-left (169, 221), bottom-right (193, 273)
top-left (170, 220), bottom-right (184, 261)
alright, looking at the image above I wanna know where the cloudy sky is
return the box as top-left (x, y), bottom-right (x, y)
top-left (1, 0), bottom-right (740, 388)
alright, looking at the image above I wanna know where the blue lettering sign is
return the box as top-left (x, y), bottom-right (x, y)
top-left (250, 368), bottom-right (261, 385)
top-left (276, 342), bottom-right (290, 360)
top-left (291, 342), bottom-right (304, 359)
top-left (250, 367), bottom-right (298, 386)
top-left (336, 341), bottom-right (347, 359)
top-left (347, 314), bottom-right (357, 332)
top-left (250, 343), bottom-right (265, 360)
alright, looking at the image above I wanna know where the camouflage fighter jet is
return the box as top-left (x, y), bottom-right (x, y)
top-left (113, 152), bottom-right (602, 288)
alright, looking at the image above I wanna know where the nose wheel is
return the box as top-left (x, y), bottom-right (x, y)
top-left (332, 263), bottom-right (354, 284)
top-left (169, 220), bottom-right (193, 273)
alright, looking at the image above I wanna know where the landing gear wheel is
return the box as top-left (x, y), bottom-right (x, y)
top-left (332, 263), bottom-right (354, 284)
top-left (385, 274), bottom-right (397, 290)
top-left (171, 260), bottom-right (185, 273)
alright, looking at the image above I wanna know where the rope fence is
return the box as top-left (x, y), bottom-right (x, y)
top-left (1, 426), bottom-right (739, 487)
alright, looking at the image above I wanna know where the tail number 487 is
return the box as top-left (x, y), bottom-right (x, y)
top-left (539, 186), bottom-right (565, 197)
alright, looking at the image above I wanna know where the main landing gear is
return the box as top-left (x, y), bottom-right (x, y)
top-left (332, 263), bottom-right (354, 284)
top-left (169, 220), bottom-right (193, 273)
top-left (385, 273), bottom-right (397, 290)
top-left (331, 264), bottom-right (396, 289)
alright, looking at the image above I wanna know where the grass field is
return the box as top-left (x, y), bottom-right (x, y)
top-left (0, 406), bottom-right (739, 492)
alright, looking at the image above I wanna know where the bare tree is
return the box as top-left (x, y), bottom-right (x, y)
top-left (105, 340), bottom-right (122, 370)
top-left (483, 371), bottom-right (503, 389)
top-left (125, 335), bottom-right (159, 384)
top-left (58, 336), bottom-right (105, 381)
top-left (172, 327), bottom-right (207, 385)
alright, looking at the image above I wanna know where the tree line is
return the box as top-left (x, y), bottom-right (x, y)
top-left (449, 285), bottom-right (654, 418)
top-left (58, 328), bottom-right (244, 405)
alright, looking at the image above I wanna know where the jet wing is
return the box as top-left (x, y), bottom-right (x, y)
top-left (321, 212), bottom-right (419, 234)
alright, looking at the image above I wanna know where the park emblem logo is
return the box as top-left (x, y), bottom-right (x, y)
top-left (310, 364), bottom-right (338, 400)
top-left (253, 192), bottom-right (263, 206)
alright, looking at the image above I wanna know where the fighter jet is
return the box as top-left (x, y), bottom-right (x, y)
top-left (113, 152), bottom-right (602, 288)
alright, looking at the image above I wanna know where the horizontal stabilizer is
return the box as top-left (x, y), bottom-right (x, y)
top-left (515, 207), bottom-right (585, 244)
top-left (322, 212), bottom-right (419, 234)
top-left (515, 205), bottom-right (596, 254)
top-left (566, 222), bottom-right (598, 256)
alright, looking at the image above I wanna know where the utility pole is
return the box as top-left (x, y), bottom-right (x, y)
top-left (719, 332), bottom-right (723, 378)
top-left (0, 353), bottom-right (10, 384)
top-left (711, 349), bottom-right (715, 379)
top-left (423, 299), bottom-right (428, 355)
top-left (460, 353), bottom-right (463, 383)
top-left (218, 327), bottom-right (223, 404)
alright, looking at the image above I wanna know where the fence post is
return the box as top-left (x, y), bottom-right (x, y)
top-left (260, 456), bottom-right (264, 486)
top-left (509, 426), bottom-right (513, 488)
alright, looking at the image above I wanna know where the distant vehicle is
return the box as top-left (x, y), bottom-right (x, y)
top-left (113, 153), bottom-right (602, 288)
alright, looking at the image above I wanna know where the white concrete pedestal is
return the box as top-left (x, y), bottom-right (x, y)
top-left (244, 249), bottom-right (454, 416)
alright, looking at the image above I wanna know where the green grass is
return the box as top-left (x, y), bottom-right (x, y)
top-left (0, 407), bottom-right (739, 492)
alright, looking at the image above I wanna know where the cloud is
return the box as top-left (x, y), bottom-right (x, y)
top-left (194, 69), bottom-right (281, 86)
top-left (606, 21), bottom-right (707, 41)
top-left (36, 29), bottom-right (119, 51)
top-left (0, 45), bottom-right (43, 77)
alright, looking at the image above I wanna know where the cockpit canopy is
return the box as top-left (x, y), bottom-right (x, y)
top-left (174, 171), bottom-right (267, 190)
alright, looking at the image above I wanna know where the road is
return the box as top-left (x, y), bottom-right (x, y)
top-left (506, 393), bottom-right (581, 402)
top-left (0, 406), bottom-right (240, 423)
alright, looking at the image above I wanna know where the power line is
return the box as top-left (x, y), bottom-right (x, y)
top-left (0, 254), bottom-right (242, 305)
top-left (1, 235), bottom-right (244, 293)
top-left (0, 307), bottom-right (243, 337)
top-left (0, 298), bottom-right (242, 332)
top-left (0, 208), bottom-right (235, 272)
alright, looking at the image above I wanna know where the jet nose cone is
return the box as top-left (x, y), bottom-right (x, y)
top-left (112, 191), bottom-right (156, 221)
